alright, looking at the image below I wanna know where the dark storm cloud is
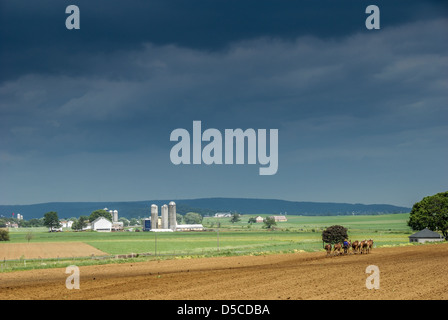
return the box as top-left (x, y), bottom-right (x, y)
top-left (1, 17), bottom-right (447, 159)
top-left (0, 0), bottom-right (447, 205)
top-left (1, 0), bottom-right (447, 81)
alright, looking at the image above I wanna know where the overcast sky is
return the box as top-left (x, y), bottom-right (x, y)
top-left (1, 0), bottom-right (447, 206)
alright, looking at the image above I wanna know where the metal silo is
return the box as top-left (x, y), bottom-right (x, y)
top-left (168, 201), bottom-right (177, 231)
top-left (151, 204), bottom-right (158, 230)
top-left (161, 204), bottom-right (169, 229)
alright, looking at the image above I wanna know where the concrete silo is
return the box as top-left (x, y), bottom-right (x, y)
top-left (161, 204), bottom-right (169, 229)
top-left (168, 201), bottom-right (177, 231)
top-left (151, 204), bottom-right (158, 230)
top-left (113, 210), bottom-right (118, 222)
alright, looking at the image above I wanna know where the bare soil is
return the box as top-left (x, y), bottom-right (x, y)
top-left (0, 242), bottom-right (107, 260)
top-left (0, 243), bottom-right (447, 300)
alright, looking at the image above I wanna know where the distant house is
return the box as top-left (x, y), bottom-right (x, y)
top-left (91, 217), bottom-right (113, 232)
top-left (255, 216), bottom-right (264, 223)
top-left (60, 220), bottom-right (74, 229)
top-left (409, 228), bottom-right (444, 243)
top-left (6, 222), bottom-right (19, 229)
top-left (214, 212), bottom-right (231, 218)
top-left (271, 216), bottom-right (288, 222)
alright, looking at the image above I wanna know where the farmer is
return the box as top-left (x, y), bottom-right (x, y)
top-left (343, 239), bottom-right (350, 254)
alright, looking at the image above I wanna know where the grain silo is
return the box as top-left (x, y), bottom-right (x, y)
top-left (168, 201), bottom-right (177, 231)
top-left (161, 204), bottom-right (169, 229)
top-left (113, 210), bottom-right (118, 222)
top-left (151, 204), bottom-right (158, 230)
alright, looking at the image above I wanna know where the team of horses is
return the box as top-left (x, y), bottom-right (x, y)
top-left (325, 239), bottom-right (374, 256)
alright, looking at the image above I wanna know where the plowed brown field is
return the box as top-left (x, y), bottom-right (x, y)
top-left (0, 242), bottom-right (107, 260)
top-left (1, 243), bottom-right (447, 300)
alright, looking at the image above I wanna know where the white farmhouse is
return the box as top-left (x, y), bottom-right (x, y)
top-left (60, 220), bottom-right (74, 229)
top-left (91, 217), bottom-right (113, 232)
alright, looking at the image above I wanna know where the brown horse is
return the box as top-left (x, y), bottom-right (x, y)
top-left (333, 243), bottom-right (342, 256)
top-left (367, 239), bottom-right (374, 253)
top-left (325, 244), bottom-right (332, 256)
top-left (351, 240), bottom-right (360, 254)
top-left (360, 240), bottom-right (369, 254)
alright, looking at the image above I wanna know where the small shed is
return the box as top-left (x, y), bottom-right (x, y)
top-left (409, 228), bottom-right (444, 243)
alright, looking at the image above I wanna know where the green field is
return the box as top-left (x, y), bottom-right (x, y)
top-left (1, 213), bottom-right (425, 272)
top-left (6, 213), bottom-right (413, 256)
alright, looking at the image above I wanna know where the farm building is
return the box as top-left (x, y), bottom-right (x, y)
top-left (271, 216), bottom-right (287, 222)
top-left (409, 228), bottom-right (444, 243)
top-left (176, 224), bottom-right (204, 231)
top-left (215, 212), bottom-right (231, 218)
top-left (112, 221), bottom-right (124, 231)
top-left (60, 220), bottom-right (74, 229)
top-left (255, 216), bottom-right (264, 223)
top-left (6, 222), bottom-right (19, 228)
top-left (91, 217), bottom-right (113, 232)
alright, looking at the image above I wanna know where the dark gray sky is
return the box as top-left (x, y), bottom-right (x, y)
top-left (1, 0), bottom-right (447, 206)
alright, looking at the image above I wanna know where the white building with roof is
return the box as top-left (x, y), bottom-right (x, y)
top-left (409, 228), bottom-right (444, 243)
top-left (270, 215), bottom-right (287, 222)
top-left (255, 216), bottom-right (264, 223)
top-left (60, 220), bottom-right (74, 229)
top-left (91, 217), bottom-right (113, 232)
top-left (214, 212), bottom-right (231, 218)
top-left (176, 224), bottom-right (204, 231)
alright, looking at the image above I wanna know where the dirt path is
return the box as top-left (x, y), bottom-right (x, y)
top-left (1, 243), bottom-right (447, 300)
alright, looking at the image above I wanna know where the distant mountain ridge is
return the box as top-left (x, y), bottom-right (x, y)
top-left (0, 198), bottom-right (410, 220)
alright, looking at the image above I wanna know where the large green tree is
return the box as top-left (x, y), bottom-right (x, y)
top-left (0, 229), bottom-right (10, 241)
top-left (89, 209), bottom-right (112, 222)
top-left (43, 211), bottom-right (61, 231)
top-left (322, 225), bottom-right (348, 244)
top-left (184, 212), bottom-right (203, 224)
top-left (263, 216), bottom-right (277, 229)
top-left (72, 215), bottom-right (89, 231)
top-left (229, 213), bottom-right (241, 224)
top-left (408, 191), bottom-right (448, 240)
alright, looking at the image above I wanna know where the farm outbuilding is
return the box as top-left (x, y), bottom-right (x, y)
top-left (409, 228), bottom-right (444, 243)
top-left (176, 224), bottom-right (204, 231)
top-left (255, 216), bottom-right (264, 223)
top-left (112, 221), bottom-right (124, 231)
top-left (271, 215), bottom-right (287, 222)
top-left (91, 217), bottom-right (113, 232)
